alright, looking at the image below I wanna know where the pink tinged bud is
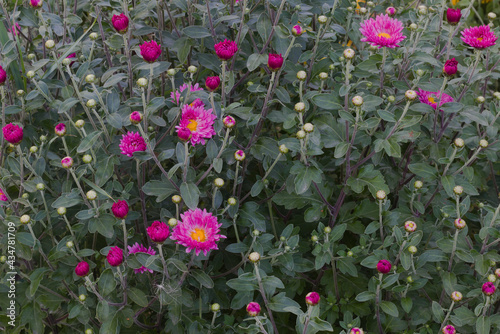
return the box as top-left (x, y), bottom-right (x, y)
top-left (111, 200), bottom-right (129, 219)
top-left (268, 53), bottom-right (284, 71)
top-left (404, 220), bottom-right (417, 233)
top-left (107, 246), bottom-right (124, 267)
top-left (246, 302), bottom-right (261, 316)
top-left (130, 111), bottom-right (143, 125)
top-left (454, 218), bottom-right (466, 229)
top-left (177, 127), bottom-right (192, 142)
top-left (140, 40), bottom-right (162, 63)
top-left (442, 325), bottom-right (456, 334)
top-left (66, 53), bottom-right (77, 66)
top-left (350, 328), bottom-right (364, 334)
top-left (234, 150), bottom-right (246, 161)
top-left (482, 282), bottom-right (496, 296)
top-left (496, 268), bottom-right (500, 278)
top-left (223, 115), bottom-right (236, 128)
top-left (75, 261), bottom-right (90, 276)
top-left (61, 157), bottom-right (73, 169)
top-left (112, 13), bottom-right (129, 34)
top-left (385, 7), bottom-right (396, 16)
top-left (305, 292), bottom-right (320, 306)
top-left (214, 39), bottom-right (238, 61)
top-left (377, 259), bottom-right (392, 274)
top-left (292, 25), bottom-right (303, 36)
top-left (147, 221), bottom-right (170, 243)
top-left (0, 65), bottom-right (7, 85)
top-left (443, 58), bottom-right (458, 76)
top-left (446, 8), bottom-right (461, 25)
top-left (55, 123), bottom-right (66, 136)
top-left (205, 76), bottom-right (221, 92)
top-left (2, 123), bottom-right (23, 144)
top-left (30, 0), bottom-right (43, 9)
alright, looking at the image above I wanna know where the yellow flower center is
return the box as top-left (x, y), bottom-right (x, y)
top-left (378, 32), bottom-right (391, 39)
top-left (187, 119), bottom-right (198, 132)
top-left (477, 37), bottom-right (483, 42)
top-left (428, 96), bottom-right (436, 104)
top-left (190, 228), bottom-right (207, 242)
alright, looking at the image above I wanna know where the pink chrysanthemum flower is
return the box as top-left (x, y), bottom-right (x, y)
top-left (442, 325), bottom-right (456, 334)
top-left (170, 83), bottom-right (204, 107)
top-left (170, 208), bottom-right (226, 256)
top-left (417, 89), bottom-right (454, 110)
top-left (461, 25), bottom-right (497, 49)
top-left (0, 188), bottom-right (8, 202)
top-left (359, 14), bottom-right (406, 48)
top-left (127, 242), bottom-right (156, 274)
top-left (175, 104), bottom-right (216, 146)
top-left (119, 131), bottom-right (147, 157)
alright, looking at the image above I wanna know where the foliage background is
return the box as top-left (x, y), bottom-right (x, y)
top-left (1, 0), bottom-right (500, 333)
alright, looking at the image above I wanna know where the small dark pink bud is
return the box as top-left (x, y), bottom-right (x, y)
top-left (140, 40), bottom-right (161, 63)
top-left (2, 123), bottom-right (23, 144)
top-left (385, 7), bottom-right (396, 16)
top-left (177, 127), bottom-right (192, 142)
top-left (268, 54), bottom-right (284, 71)
top-left (112, 13), bottom-right (129, 34)
top-left (130, 111), bottom-right (143, 125)
top-left (292, 25), bottom-right (303, 36)
top-left (205, 76), bottom-right (221, 92)
top-left (305, 292), bottom-right (320, 306)
top-left (0, 65), bottom-right (6, 85)
top-left (482, 282), bottom-right (496, 296)
top-left (55, 123), bottom-right (66, 136)
top-left (446, 8), bottom-right (461, 25)
top-left (214, 39), bottom-right (238, 61)
top-left (443, 58), bottom-right (458, 76)
top-left (246, 302), bottom-right (261, 316)
top-left (147, 221), bottom-right (170, 243)
top-left (75, 261), bottom-right (90, 276)
top-left (376, 259), bottom-right (392, 274)
top-left (61, 157), bottom-right (73, 169)
top-left (107, 246), bottom-right (124, 267)
top-left (111, 200), bottom-right (129, 219)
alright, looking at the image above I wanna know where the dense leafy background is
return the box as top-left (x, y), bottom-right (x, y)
top-left (1, 0), bottom-right (500, 333)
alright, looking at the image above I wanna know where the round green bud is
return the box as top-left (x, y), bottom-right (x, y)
top-left (228, 197), bottom-right (237, 206)
top-left (89, 32), bottom-right (98, 40)
top-left (167, 69), bottom-right (176, 76)
top-left (45, 40), bottom-right (55, 49)
top-left (36, 183), bottom-right (45, 191)
top-left (211, 303), bottom-right (220, 312)
top-left (57, 207), bottom-right (67, 215)
top-left (187, 65), bottom-right (197, 74)
top-left (86, 99), bottom-right (97, 109)
top-left (30, 146), bottom-right (38, 153)
top-left (248, 252), bottom-right (260, 263)
top-left (137, 77), bottom-right (148, 88)
top-left (17, 90), bottom-right (25, 97)
top-left (27, 70), bottom-right (35, 79)
top-left (311, 235), bottom-right (319, 242)
top-left (86, 190), bottom-right (97, 201)
top-left (82, 154), bottom-right (92, 164)
top-left (66, 241), bottom-right (74, 248)
top-left (168, 218), bottom-right (178, 227)
top-left (172, 195), bottom-right (182, 204)
top-left (79, 294), bottom-right (86, 301)
top-left (214, 178), bottom-right (224, 188)
top-left (85, 74), bottom-right (96, 84)
top-left (20, 215), bottom-right (31, 224)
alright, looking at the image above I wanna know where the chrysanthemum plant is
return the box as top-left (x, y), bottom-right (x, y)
top-left (1, 0), bottom-right (500, 333)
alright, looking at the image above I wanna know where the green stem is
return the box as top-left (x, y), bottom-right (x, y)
top-left (262, 153), bottom-right (282, 182)
top-left (233, 160), bottom-right (240, 196)
top-left (452, 146), bottom-right (483, 176)
top-left (63, 214), bottom-right (79, 250)
top-left (254, 262), bottom-right (279, 334)
top-left (379, 199), bottom-right (384, 242)
top-left (183, 141), bottom-right (190, 182)
top-left (448, 230), bottom-right (459, 271)
top-left (442, 147), bottom-right (457, 176)
top-left (221, 61), bottom-right (227, 108)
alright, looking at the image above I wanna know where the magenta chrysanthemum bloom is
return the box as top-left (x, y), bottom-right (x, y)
top-left (175, 104), bottom-right (216, 146)
top-left (461, 25), bottom-right (497, 49)
top-left (170, 83), bottom-right (204, 107)
top-left (55, 123), bottom-right (66, 137)
top-left (140, 40), bottom-right (161, 63)
top-left (350, 328), bottom-right (364, 334)
top-left (442, 325), bottom-right (456, 334)
top-left (3, 123), bottom-right (23, 144)
top-left (111, 200), bottom-right (129, 219)
top-left (119, 131), bottom-right (147, 157)
top-left (30, 0), bottom-right (43, 9)
top-left (446, 8), bottom-right (461, 26)
top-left (482, 282), bottom-right (496, 296)
top-left (417, 89), bottom-right (454, 110)
top-left (75, 261), bottom-right (90, 276)
top-left (268, 54), bottom-right (284, 71)
top-left (170, 208), bottom-right (226, 256)
top-left (443, 58), bottom-right (458, 76)
top-left (214, 39), bottom-right (238, 61)
top-left (10, 23), bottom-right (21, 36)
top-left (147, 221), bottom-right (170, 243)
top-left (377, 259), bottom-right (392, 274)
top-left (246, 302), bottom-right (261, 316)
top-left (130, 111), bottom-right (143, 125)
top-left (112, 13), bottom-right (129, 34)
top-left (305, 292), bottom-right (320, 306)
top-left (127, 242), bottom-right (156, 274)
top-left (107, 246), bottom-right (124, 267)
top-left (0, 188), bottom-right (8, 202)
top-left (359, 14), bottom-right (406, 48)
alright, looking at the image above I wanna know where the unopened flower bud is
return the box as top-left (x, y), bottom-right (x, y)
top-left (187, 65), bottom-right (197, 74)
top-left (488, 274), bottom-right (496, 283)
top-left (20, 215), bottom-right (31, 224)
top-left (168, 218), bottom-right (178, 227)
top-left (416, 69), bottom-right (424, 77)
top-left (329, 64), bottom-right (335, 70)
top-left (30, 146), bottom-right (38, 153)
top-left (453, 185), bottom-right (463, 195)
top-left (479, 139), bottom-right (488, 149)
top-left (27, 70), bottom-right (35, 79)
top-left (75, 120), bottom-right (85, 128)
top-left (454, 218), bottom-right (466, 229)
top-left (352, 96), bottom-right (363, 106)
top-left (223, 115), bottom-right (236, 129)
top-left (367, 1), bottom-right (374, 7)
top-left (79, 294), bottom-right (86, 301)
top-left (130, 111), bottom-right (143, 125)
top-left (214, 178), bottom-right (224, 188)
top-left (406, 276), bottom-right (413, 283)
top-left (57, 207), bottom-right (67, 215)
top-left (211, 303), bottom-right (220, 312)
top-left (167, 69), bottom-right (176, 77)
top-left (343, 48), bottom-right (355, 59)
top-left (303, 123), bottom-right (314, 133)
top-left (347, 7), bottom-right (354, 13)
top-left (249, 252), bottom-right (261, 263)
top-left (86, 99), bottom-right (97, 109)
top-left (414, 180), bottom-right (423, 189)
top-left (295, 102), bottom-right (305, 113)
top-left (405, 90), bottom-right (417, 101)
top-left (36, 183), bottom-right (45, 191)
top-left (66, 241), bottom-right (74, 248)
top-left (85, 329), bottom-right (94, 334)
top-left (324, 227), bottom-right (331, 234)
top-left (137, 77), bottom-right (148, 87)
top-left (27, 53), bottom-right (36, 61)
top-left (488, 12), bottom-right (497, 21)
top-left (253, 229), bottom-right (260, 236)
top-left (454, 138), bottom-right (464, 148)
top-left (409, 23), bottom-right (418, 31)
top-left (82, 154), bottom-right (92, 164)
top-left (476, 96), bottom-right (485, 104)
top-left (86, 190), bottom-right (97, 201)
top-left (347, 250), bottom-right (354, 257)
top-left (62, 58), bottom-right (72, 66)
top-left (376, 190), bottom-right (386, 200)
top-left (296, 130), bottom-right (306, 139)
top-left (0, 256), bottom-right (5, 263)
top-left (418, 5), bottom-right (428, 15)
top-left (387, 95), bottom-right (395, 103)
top-left (318, 72), bottom-right (328, 80)
top-left (297, 71), bottom-right (307, 81)
top-left (404, 221), bottom-right (417, 233)
top-left (494, 92), bottom-right (500, 100)
top-left (408, 246), bottom-right (417, 254)
top-left (228, 197), bottom-right (237, 206)
top-left (234, 150), bottom-right (246, 161)
top-left (45, 40), bottom-right (55, 49)
top-left (279, 144), bottom-right (288, 154)
top-left (311, 235), bottom-right (318, 242)
top-left (495, 268), bottom-right (500, 278)
top-left (318, 15), bottom-right (327, 24)
top-left (172, 195), bottom-right (182, 204)
top-left (451, 291), bottom-right (462, 302)
top-left (17, 90), bottom-right (25, 97)
top-left (61, 156), bottom-right (73, 169)
top-left (359, 7), bottom-right (367, 14)
top-left (89, 32), bottom-right (98, 40)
